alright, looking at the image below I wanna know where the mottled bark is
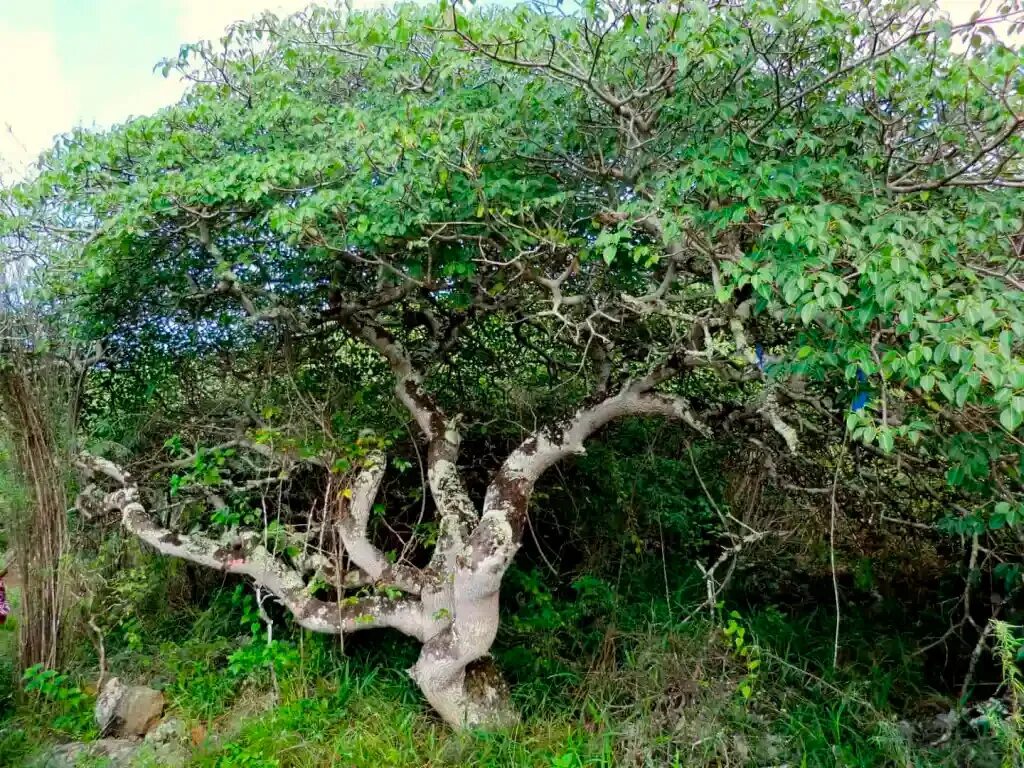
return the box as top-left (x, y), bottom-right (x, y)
top-left (404, 381), bottom-right (710, 726)
top-left (334, 451), bottom-right (424, 595)
top-left (82, 455), bottom-right (426, 640)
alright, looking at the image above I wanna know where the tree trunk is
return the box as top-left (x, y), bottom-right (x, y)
top-left (410, 580), bottom-right (517, 728)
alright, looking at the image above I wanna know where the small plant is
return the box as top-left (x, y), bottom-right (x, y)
top-left (213, 741), bottom-right (281, 768)
top-left (211, 505), bottom-right (242, 529)
top-left (160, 637), bottom-right (239, 720)
top-left (21, 664), bottom-right (94, 735)
top-left (168, 446), bottom-right (237, 503)
top-left (989, 621), bottom-right (1024, 767)
top-left (231, 584), bottom-right (263, 637)
top-left (722, 611), bottom-right (761, 700)
top-left (550, 750), bottom-right (582, 768)
top-left (228, 638), bottom-right (300, 681)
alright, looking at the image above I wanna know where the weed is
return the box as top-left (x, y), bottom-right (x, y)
top-left (21, 664), bottom-right (94, 737)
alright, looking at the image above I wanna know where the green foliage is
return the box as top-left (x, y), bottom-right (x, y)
top-left (0, 565), bottom-right (1016, 767)
top-left (160, 637), bottom-right (243, 722)
top-left (226, 585), bottom-right (302, 684)
top-left (19, 664), bottom-right (95, 738)
top-left (7, 0), bottom-right (1020, 461)
top-left (722, 611), bottom-right (761, 701)
top-left (211, 742), bottom-right (281, 768)
top-left (989, 622), bottom-right (1024, 767)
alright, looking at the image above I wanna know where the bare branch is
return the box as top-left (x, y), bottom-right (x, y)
top-left (343, 316), bottom-right (478, 574)
top-left (81, 453), bottom-right (426, 639)
top-left (334, 451), bottom-right (425, 594)
top-left (481, 375), bottom-right (712, 548)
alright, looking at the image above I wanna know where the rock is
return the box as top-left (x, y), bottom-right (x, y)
top-left (117, 685), bottom-right (165, 737)
top-left (95, 677), bottom-right (165, 738)
top-left (33, 738), bottom-right (138, 768)
top-left (32, 731), bottom-right (191, 768)
top-left (144, 717), bottom-right (186, 746)
top-left (94, 677), bottom-right (127, 734)
top-left (136, 742), bottom-right (190, 768)
top-left (138, 718), bottom-right (190, 768)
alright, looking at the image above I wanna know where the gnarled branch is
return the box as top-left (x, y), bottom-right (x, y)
top-left (343, 315), bottom-right (479, 575)
top-left (334, 451), bottom-right (425, 594)
top-left (80, 453), bottom-right (426, 640)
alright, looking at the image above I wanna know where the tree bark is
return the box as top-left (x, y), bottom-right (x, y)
top-left (406, 380), bottom-right (709, 727)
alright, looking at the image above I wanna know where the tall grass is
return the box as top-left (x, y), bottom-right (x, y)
top-left (0, 292), bottom-right (76, 673)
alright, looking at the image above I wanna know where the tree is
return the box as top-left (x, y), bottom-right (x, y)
top-left (5, 0), bottom-right (1024, 727)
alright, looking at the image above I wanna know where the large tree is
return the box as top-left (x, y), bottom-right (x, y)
top-left (6, 0), bottom-right (1024, 727)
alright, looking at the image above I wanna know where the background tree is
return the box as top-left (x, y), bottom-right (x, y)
top-left (4, 0), bottom-right (1024, 728)
top-left (0, 205), bottom-right (97, 673)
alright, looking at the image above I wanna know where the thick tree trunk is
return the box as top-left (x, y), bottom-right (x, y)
top-left (405, 381), bottom-right (711, 727)
top-left (410, 605), bottom-right (515, 727)
top-left (409, 538), bottom-right (520, 727)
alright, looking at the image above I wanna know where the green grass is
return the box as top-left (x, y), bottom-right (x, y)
top-left (0, 580), bottom-right (1016, 768)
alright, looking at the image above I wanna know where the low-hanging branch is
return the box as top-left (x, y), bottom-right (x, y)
top-left (78, 453), bottom-right (427, 639)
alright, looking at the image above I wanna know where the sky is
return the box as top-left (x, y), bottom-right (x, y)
top-left (0, 0), bottom-right (999, 178)
top-left (0, 0), bottom-right (328, 176)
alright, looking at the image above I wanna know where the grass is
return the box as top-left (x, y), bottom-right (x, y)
top-left (0, 578), bottom-right (1018, 767)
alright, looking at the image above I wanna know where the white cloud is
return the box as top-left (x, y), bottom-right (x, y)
top-left (0, 1), bottom-right (357, 178)
top-left (174, 0), bottom-right (330, 43)
top-left (936, 0), bottom-right (982, 24)
top-left (84, 73), bottom-right (186, 135)
top-left (0, 22), bottom-right (78, 179)
top-left (937, 0), bottom-right (1022, 44)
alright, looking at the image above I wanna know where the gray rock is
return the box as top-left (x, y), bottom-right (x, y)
top-left (32, 738), bottom-right (138, 768)
top-left (143, 717), bottom-right (186, 746)
top-left (94, 677), bottom-right (127, 735)
top-left (94, 677), bottom-right (165, 738)
top-left (32, 721), bottom-right (191, 768)
top-left (134, 739), bottom-right (190, 768)
top-left (135, 717), bottom-right (191, 766)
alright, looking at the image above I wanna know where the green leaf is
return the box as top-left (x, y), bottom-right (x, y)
top-left (878, 430), bottom-right (895, 453)
top-left (1000, 407), bottom-right (1022, 432)
top-left (955, 384), bottom-right (970, 408)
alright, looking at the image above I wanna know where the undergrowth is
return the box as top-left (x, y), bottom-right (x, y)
top-left (1, 566), bottom-right (1019, 768)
